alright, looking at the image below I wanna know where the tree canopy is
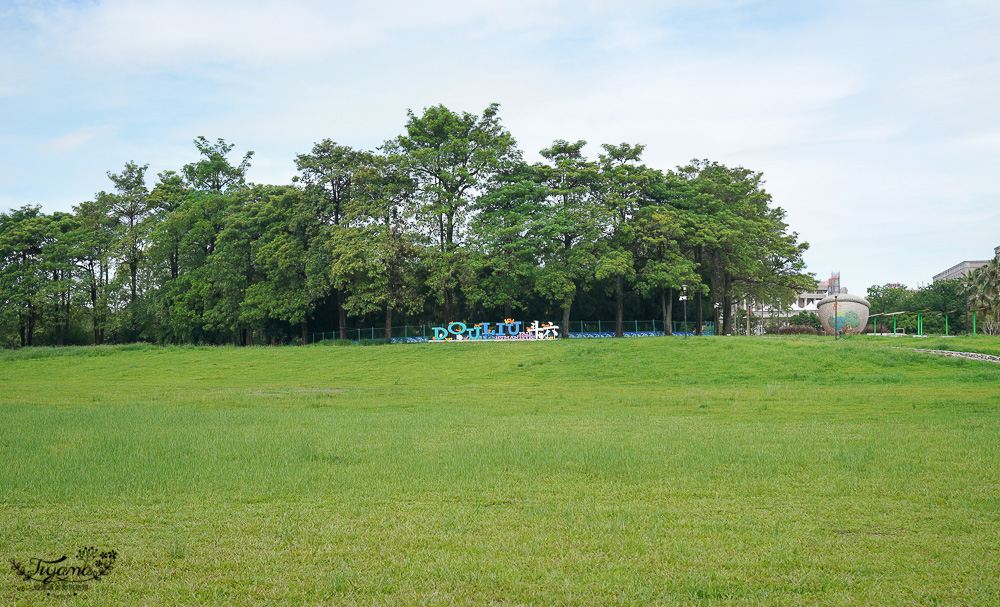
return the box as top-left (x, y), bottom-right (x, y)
top-left (0, 106), bottom-right (812, 347)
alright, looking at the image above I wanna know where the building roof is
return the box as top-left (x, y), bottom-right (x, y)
top-left (933, 260), bottom-right (989, 283)
top-left (932, 245), bottom-right (1000, 283)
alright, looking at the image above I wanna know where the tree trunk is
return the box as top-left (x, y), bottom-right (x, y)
top-left (54, 270), bottom-right (64, 347)
top-left (695, 290), bottom-right (703, 336)
top-left (64, 295), bottom-right (71, 343)
top-left (444, 287), bottom-right (454, 321)
top-left (91, 283), bottom-right (100, 345)
top-left (130, 263), bottom-right (138, 304)
top-left (561, 298), bottom-right (572, 339)
top-left (384, 304), bottom-right (393, 344)
top-left (708, 279), bottom-right (716, 335)
top-left (99, 264), bottom-right (108, 345)
top-left (615, 275), bottom-right (624, 337)
top-left (56, 284), bottom-right (65, 347)
top-left (301, 321), bottom-right (308, 345)
top-left (27, 302), bottom-right (35, 346)
top-left (337, 289), bottom-right (347, 340)
top-left (746, 298), bottom-right (752, 336)
top-left (503, 302), bottom-right (512, 320)
top-left (722, 293), bottom-right (733, 335)
top-left (662, 288), bottom-right (672, 335)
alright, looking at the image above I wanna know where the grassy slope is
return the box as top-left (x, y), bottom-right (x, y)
top-left (1, 337), bottom-right (999, 605)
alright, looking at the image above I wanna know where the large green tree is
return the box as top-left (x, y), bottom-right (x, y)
top-left (70, 195), bottom-right (117, 344)
top-left (182, 137), bottom-right (254, 194)
top-left (141, 171), bottom-right (193, 343)
top-left (678, 160), bottom-right (810, 335)
top-left (0, 207), bottom-right (47, 346)
top-left (464, 161), bottom-right (547, 319)
top-left (532, 140), bottom-right (603, 337)
top-left (39, 211), bottom-right (79, 346)
top-left (329, 152), bottom-right (423, 342)
top-left (595, 143), bottom-right (652, 337)
top-left (631, 175), bottom-right (700, 335)
top-left (136, 138), bottom-right (254, 343)
top-left (389, 103), bottom-right (521, 321)
top-left (233, 185), bottom-right (335, 345)
top-left (294, 140), bottom-right (361, 339)
top-left (106, 161), bottom-right (151, 309)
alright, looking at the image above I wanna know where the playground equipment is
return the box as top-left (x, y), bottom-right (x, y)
top-left (869, 307), bottom-right (985, 336)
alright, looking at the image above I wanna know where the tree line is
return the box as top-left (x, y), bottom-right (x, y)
top-left (865, 261), bottom-right (1000, 337)
top-left (0, 103), bottom-right (812, 347)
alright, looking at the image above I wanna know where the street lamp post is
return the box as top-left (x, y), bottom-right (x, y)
top-left (834, 294), bottom-right (839, 340)
top-left (680, 285), bottom-right (688, 338)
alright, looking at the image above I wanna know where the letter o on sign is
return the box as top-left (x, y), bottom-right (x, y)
top-left (447, 322), bottom-right (467, 336)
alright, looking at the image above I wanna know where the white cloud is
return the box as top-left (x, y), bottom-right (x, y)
top-left (37, 125), bottom-right (114, 154)
top-left (15, 1), bottom-right (593, 70)
top-left (2, 0), bottom-right (999, 290)
top-left (950, 131), bottom-right (1000, 152)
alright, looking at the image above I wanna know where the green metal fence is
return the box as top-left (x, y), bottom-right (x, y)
top-left (576, 320), bottom-right (663, 333)
top-left (309, 320), bottom-right (718, 343)
top-left (672, 321), bottom-right (716, 335)
top-left (309, 325), bottom-right (432, 343)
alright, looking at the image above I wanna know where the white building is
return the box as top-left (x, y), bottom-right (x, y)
top-left (790, 286), bottom-right (829, 313)
top-left (933, 245), bottom-right (1000, 282)
top-left (789, 273), bottom-right (842, 314)
top-left (741, 273), bottom-right (843, 334)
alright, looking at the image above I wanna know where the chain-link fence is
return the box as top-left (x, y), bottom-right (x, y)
top-left (309, 320), bottom-right (716, 343)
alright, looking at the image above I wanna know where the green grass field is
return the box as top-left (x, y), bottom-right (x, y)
top-left (2, 336), bottom-right (999, 605)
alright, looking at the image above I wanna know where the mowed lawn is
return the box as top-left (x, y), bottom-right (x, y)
top-left (2, 337), bottom-right (999, 605)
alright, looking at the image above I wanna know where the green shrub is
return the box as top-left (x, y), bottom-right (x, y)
top-left (786, 311), bottom-right (822, 330)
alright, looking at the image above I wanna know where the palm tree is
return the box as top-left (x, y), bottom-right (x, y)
top-left (969, 256), bottom-right (1000, 335)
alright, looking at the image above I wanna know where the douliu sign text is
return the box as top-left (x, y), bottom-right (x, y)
top-left (430, 319), bottom-right (559, 341)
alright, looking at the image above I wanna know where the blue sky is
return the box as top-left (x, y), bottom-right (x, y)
top-left (2, 0), bottom-right (998, 292)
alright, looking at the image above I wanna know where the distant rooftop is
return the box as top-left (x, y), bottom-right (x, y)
top-left (932, 245), bottom-right (1000, 282)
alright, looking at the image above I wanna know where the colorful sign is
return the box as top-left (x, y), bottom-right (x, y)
top-left (430, 319), bottom-right (560, 341)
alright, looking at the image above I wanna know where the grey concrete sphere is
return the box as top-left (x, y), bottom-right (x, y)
top-left (817, 293), bottom-right (871, 336)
